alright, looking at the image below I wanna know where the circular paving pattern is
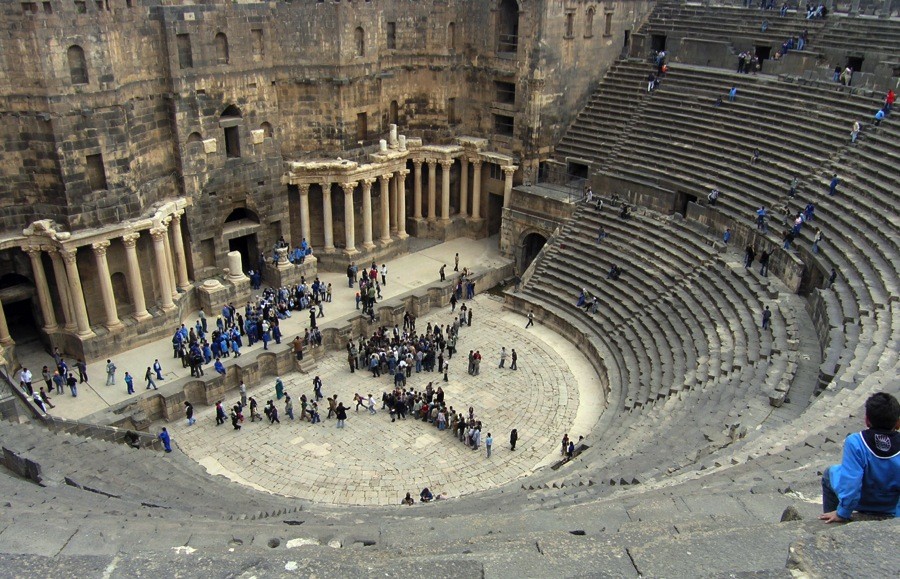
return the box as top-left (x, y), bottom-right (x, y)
top-left (171, 296), bottom-right (584, 506)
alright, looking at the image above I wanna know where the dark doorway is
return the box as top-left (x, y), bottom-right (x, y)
top-left (487, 193), bottom-right (504, 236)
top-left (846, 56), bottom-right (863, 73)
top-left (567, 161), bottom-right (589, 181)
top-left (651, 34), bottom-right (666, 53)
top-left (674, 191), bottom-right (697, 217)
top-left (497, 0), bottom-right (519, 54)
top-left (229, 234), bottom-right (259, 274)
top-left (622, 30), bottom-right (631, 57)
top-left (521, 232), bottom-right (548, 271)
top-left (0, 273), bottom-right (39, 344)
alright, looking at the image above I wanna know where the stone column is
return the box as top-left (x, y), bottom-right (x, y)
top-left (48, 249), bottom-right (76, 331)
top-left (341, 181), bottom-right (357, 253)
top-left (24, 247), bottom-right (57, 331)
top-left (397, 169), bottom-right (409, 238)
top-left (0, 296), bottom-right (12, 346)
top-left (440, 160), bottom-right (452, 221)
top-left (150, 227), bottom-right (175, 311)
top-left (321, 182), bottom-right (334, 252)
top-left (59, 247), bottom-right (93, 337)
top-left (122, 232), bottom-right (151, 321)
top-left (412, 159), bottom-right (423, 219)
top-left (426, 160), bottom-right (437, 221)
top-left (91, 241), bottom-right (123, 330)
top-left (459, 157), bottom-right (469, 218)
top-left (161, 219), bottom-right (178, 300)
top-left (389, 175), bottom-right (398, 235)
top-left (170, 211), bottom-right (191, 290)
top-left (502, 165), bottom-right (517, 209)
top-left (379, 174), bottom-right (392, 243)
top-left (361, 178), bottom-right (376, 249)
top-left (298, 184), bottom-right (311, 243)
top-left (471, 160), bottom-right (483, 220)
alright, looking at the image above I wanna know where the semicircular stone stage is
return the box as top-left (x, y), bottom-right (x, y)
top-left (169, 295), bottom-right (603, 506)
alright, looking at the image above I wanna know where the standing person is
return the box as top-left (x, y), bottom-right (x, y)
top-left (52, 371), bottom-right (64, 395)
top-left (313, 376), bottom-right (324, 401)
top-left (561, 434), bottom-right (570, 456)
top-left (525, 310), bottom-right (534, 328)
top-left (293, 336), bottom-right (304, 361)
top-left (762, 306), bottom-right (772, 330)
top-left (829, 174), bottom-right (839, 196)
top-left (153, 359), bottom-right (164, 381)
top-left (723, 227), bottom-right (732, 244)
top-left (19, 367), bottom-right (33, 395)
top-left (819, 392), bottom-right (899, 523)
top-left (454, 253), bottom-right (460, 272)
top-left (728, 86), bottom-right (737, 102)
top-left (159, 427), bottom-right (172, 453)
top-left (380, 263), bottom-right (388, 286)
top-left (239, 382), bottom-right (247, 408)
top-left (510, 349), bottom-right (518, 371)
top-left (76, 359), bottom-right (88, 383)
top-left (485, 432), bottom-right (493, 458)
top-left (106, 360), bottom-right (116, 385)
top-left (745, 245), bottom-right (756, 269)
top-left (184, 401), bottom-right (196, 426)
top-left (41, 366), bottom-right (53, 392)
top-left (285, 395), bottom-right (294, 420)
top-left (813, 228), bottom-right (823, 254)
top-left (275, 377), bottom-right (285, 400)
top-left (145, 367), bottom-right (157, 390)
top-left (216, 401), bottom-right (227, 425)
top-left (124, 372), bottom-right (135, 395)
top-left (499, 347), bottom-right (507, 369)
top-left (759, 250), bottom-right (770, 277)
top-left (510, 428), bottom-right (518, 451)
top-left (851, 120), bottom-right (860, 143)
top-left (439, 264), bottom-right (446, 282)
top-left (267, 400), bottom-right (280, 424)
top-left (467, 308), bottom-right (473, 327)
top-left (335, 402), bottom-right (347, 428)
top-left (66, 373), bottom-right (78, 397)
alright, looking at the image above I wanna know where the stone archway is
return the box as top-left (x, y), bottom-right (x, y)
top-left (520, 231), bottom-right (548, 272)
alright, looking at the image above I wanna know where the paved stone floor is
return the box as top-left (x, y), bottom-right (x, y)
top-left (168, 296), bottom-right (604, 506)
top-left (19, 236), bottom-right (511, 421)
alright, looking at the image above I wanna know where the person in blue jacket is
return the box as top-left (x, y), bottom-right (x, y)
top-left (820, 392), bottom-right (900, 522)
top-left (159, 427), bottom-right (172, 453)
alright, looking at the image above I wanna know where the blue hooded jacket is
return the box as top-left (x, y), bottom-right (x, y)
top-left (829, 429), bottom-right (900, 519)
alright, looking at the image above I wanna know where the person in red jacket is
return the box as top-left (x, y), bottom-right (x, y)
top-left (884, 89), bottom-right (895, 114)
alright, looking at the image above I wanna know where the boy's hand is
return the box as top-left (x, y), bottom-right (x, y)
top-left (818, 511), bottom-right (848, 524)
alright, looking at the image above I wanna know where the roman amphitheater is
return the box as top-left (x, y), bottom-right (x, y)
top-left (0, 0), bottom-right (896, 576)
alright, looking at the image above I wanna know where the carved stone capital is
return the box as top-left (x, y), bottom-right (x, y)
top-left (380, 174), bottom-right (392, 183)
top-left (439, 159), bottom-right (454, 169)
top-left (122, 232), bottom-right (141, 248)
top-left (398, 169), bottom-right (410, 177)
top-left (340, 182), bottom-right (357, 194)
top-left (362, 177), bottom-right (377, 189)
top-left (150, 227), bottom-right (168, 241)
top-left (91, 240), bottom-right (111, 256)
top-left (297, 183), bottom-right (310, 195)
top-left (59, 248), bottom-right (78, 264)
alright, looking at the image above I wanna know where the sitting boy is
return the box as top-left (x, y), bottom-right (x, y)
top-left (820, 392), bottom-right (900, 522)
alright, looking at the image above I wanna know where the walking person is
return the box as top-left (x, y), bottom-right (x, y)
top-left (124, 372), bottom-right (134, 395)
top-left (439, 264), bottom-right (446, 281)
top-left (106, 360), bottom-right (116, 385)
top-left (510, 428), bottom-right (518, 451)
top-left (485, 432), bottom-right (493, 458)
top-left (499, 347), bottom-right (507, 369)
top-left (525, 310), bottom-right (534, 328)
top-left (76, 359), bottom-right (88, 383)
top-left (762, 306), bottom-right (772, 330)
top-left (335, 402), bottom-right (347, 428)
top-left (66, 373), bottom-right (78, 397)
top-left (510, 349), bottom-right (518, 370)
top-left (454, 253), bottom-right (459, 272)
top-left (145, 367), bottom-right (157, 390)
top-left (159, 427), bottom-right (172, 453)
top-left (284, 395), bottom-right (294, 420)
top-left (153, 359), bottom-right (164, 381)
top-left (813, 228), bottom-right (823, 254)
top-left (184, 401), bottom-right (196, 426)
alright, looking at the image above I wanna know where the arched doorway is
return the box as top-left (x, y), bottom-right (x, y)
top-left (224, 207), bottom-right (260, 273)
top-left (520, 232), bottom-right (547, 272)
top-left (497, 0), bottom-right (519, 54)
top-left (0, 272), bottom-right (38, 345)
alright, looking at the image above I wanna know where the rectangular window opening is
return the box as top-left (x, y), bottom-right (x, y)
top-left (86, 154), bottom-right (108, 191)
top-left (252, 28), bottom-right (264, 60)
top-left (356, 112), bottom-right (368, 142)
top-left (494, 80), bottom-right (516, 105)
top-left (565, 11), bottom-right (575, 39)
top-left (176, 34), bottom-right (193, 69)
top-left (493, 114), bottom-right (514, 137)
top-left (387, 22), bottom-right (397, 50)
